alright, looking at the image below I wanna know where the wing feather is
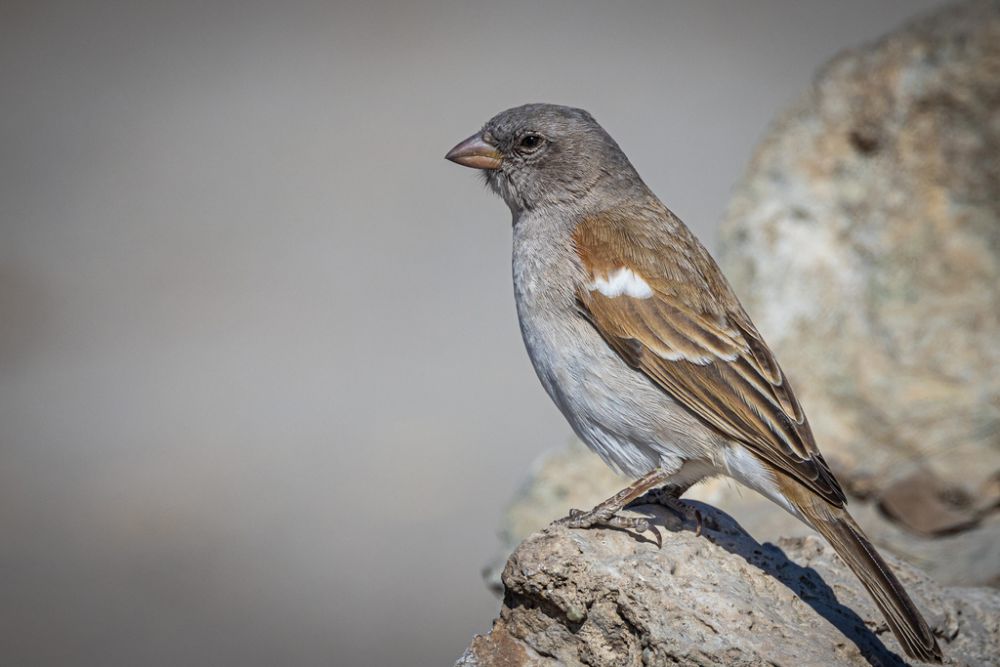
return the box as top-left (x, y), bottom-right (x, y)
top-left (574, 208), bottom-right (845, 506)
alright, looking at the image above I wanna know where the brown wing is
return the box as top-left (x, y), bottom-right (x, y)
top-left (573, 206), bottom-right (845, 507)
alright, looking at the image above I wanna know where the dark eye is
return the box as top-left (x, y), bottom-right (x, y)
top-left (518, 134), bottom-right (543, 152)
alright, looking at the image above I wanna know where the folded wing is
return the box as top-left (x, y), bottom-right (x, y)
top-left (573, 207), bottom-right (846, 507)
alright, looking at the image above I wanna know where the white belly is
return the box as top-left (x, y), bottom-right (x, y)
top-left (514, 277), bottom-right (721, 479)
top-left (510, 211), bottom-right (724, 480)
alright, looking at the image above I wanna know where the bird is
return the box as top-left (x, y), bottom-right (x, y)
top-left (445, 103), bottom-right (942, 663)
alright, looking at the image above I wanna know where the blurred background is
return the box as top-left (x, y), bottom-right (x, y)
top-left (0, 1), bottom-right (948, 665)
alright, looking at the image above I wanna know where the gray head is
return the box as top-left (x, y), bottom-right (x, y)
top-left (445, 104), bottom-right (645, 215)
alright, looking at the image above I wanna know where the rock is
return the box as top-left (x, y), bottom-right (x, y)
top-left (877, 470), bottom-right (980, 537)
top-left (717, 0), bottom-right (1000, 494)
top-left (484, 442), bottom-right (1000, 595)
top-left (483, 440), bottom-right (627, 595)
top-left (460, 503), bottom-right (1000, 666)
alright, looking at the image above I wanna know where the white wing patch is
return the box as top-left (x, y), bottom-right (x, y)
top-left (588, 267), bottom-right (653, 299)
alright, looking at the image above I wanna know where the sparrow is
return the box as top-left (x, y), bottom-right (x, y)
top-left (445, 103), bottom-right (942, 663)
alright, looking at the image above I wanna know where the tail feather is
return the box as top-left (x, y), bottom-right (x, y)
top-left (800, 501), bottom-right (942, 663)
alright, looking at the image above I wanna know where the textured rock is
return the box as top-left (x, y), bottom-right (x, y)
top-left (461, 503), bottom-right (1000, 666)
top-left (484, 442), bottom-right (1000, 595)
top-left (717, 0), bottom-right (1000, 492)
top-left (484, 440), bottom-right (627, 595)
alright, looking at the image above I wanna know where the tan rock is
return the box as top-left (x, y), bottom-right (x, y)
top-left (718, 0), bottom-right (1000, 492)
top-left (461, 503), bottom-right (1000, 666)
top-left (485, 441), bottom-right (1000, 594)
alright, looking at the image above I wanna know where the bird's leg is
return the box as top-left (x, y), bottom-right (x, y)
top-left (556, 469), bottom-right (672, 536)
top-left (633, 482), bottom-right (705, 535)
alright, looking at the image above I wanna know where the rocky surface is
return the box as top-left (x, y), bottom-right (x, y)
top-left (483, 442), bottom-right (1000, 596)
top-left (717, 0), bottom-right (1000, 493)
top-left (461, 503), bottom-right (1000, 666)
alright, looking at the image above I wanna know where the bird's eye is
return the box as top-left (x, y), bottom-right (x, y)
top-left (518, 134), bottom-right (544, 152)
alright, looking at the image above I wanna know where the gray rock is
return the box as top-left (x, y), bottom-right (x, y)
top-left (718, 0), bottom-right (1000, 493)
top-left (461, 503), bottom-right (1000, 666)
top-left (483, 440), bottom-right (628, 595)
top-left (484, 442), bottom-right (1000, 594)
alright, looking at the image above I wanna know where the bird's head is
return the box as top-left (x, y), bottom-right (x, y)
top-left (445, 103), bottom-right (642, 215)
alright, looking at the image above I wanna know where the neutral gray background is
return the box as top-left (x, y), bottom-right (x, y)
top-left (0, 1), bottom-right (945, 665)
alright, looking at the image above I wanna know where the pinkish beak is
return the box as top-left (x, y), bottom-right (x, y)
top-left (445, 132), bottom-right (502, 170)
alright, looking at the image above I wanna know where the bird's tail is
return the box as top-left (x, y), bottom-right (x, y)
top-left (793, 493), bottom-right (942, 663)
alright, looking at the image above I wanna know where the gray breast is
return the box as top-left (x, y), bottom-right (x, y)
top-left (509, 213), bottom-right (720, 478)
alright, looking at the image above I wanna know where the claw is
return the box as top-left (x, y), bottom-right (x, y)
top-left (606, 515), bottom-right (648, 533)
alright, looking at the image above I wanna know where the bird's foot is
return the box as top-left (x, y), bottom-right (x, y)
top-left (555, 506), bottom-right (661, 546)
top-left (558, 506), bottom-right (649, 532)
top-left (632, 485), bottom-right (706, 536)
top-left (552, 470), bottom-right (674, 545)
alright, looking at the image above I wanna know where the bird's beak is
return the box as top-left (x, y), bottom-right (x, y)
top-left (445, 132), bottom-right (502, 170)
